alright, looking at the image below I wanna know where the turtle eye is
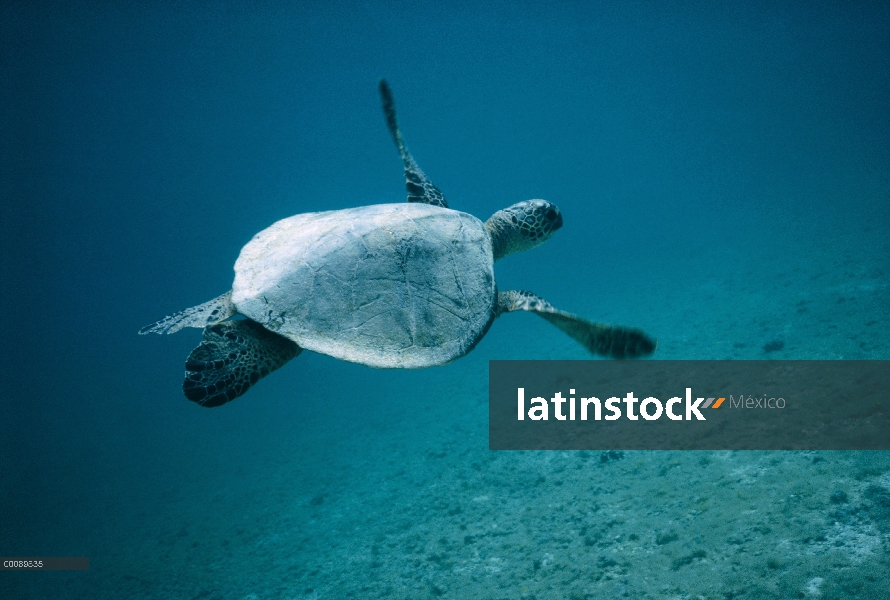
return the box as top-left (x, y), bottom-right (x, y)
top-left (545, 208), bottom-right (557, 221)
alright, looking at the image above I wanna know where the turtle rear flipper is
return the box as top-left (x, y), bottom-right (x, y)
top-left (183, 320), bottom-right (301, 407)
top-left (378, 79), bottom-right (448, 208)
top-left (139, 291), bottom-right (235, 335)
top-left (497, 290), bottom-right (656, 359)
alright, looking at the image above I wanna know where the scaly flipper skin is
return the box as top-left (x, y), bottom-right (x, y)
top-left (378, 79), bottom-right (448, 208)
top-left (183, 320), bottom-right (301, 407)
top-left (496, 290), bottom-right (656, 359)
top-left (138, 291), bottom-right (236, 335)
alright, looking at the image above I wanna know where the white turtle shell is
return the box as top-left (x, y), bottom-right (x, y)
top-left (231, 203), bottom-right (496, 368)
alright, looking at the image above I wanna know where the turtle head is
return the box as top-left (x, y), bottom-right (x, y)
top-left (484, 199), bottom-right (563, 262)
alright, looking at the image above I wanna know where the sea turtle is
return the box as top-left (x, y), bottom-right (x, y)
top-left (140, 80), bottom-right (656, 407)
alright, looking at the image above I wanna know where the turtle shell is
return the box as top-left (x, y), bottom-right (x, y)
top-left (231, 203), bottom-right (496, 368)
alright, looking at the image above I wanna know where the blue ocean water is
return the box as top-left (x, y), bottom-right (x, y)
top-left (1, 1), bottom-right (888, 598)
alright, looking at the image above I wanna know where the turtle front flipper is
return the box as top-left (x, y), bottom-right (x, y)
top-left (496, 290), bottom-right (656, 359)
top-left (139, 291), bottom-right (236, 335)
top-left (378, 79), bottom-right (448, 208)
top-left (183, 320), bottom-right (301, 407)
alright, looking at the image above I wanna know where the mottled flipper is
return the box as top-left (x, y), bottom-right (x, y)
top-left (182, 320), bottom-right (301, 407)
top-left (497, 290), bottom-right (656, 359)
top-left (139, 291), bottom-right (236, 335)
top-left (378, 79), bottom-right (448, 208)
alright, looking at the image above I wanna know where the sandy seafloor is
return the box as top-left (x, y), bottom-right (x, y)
top-left (2, 2), bottom-right (889, 599)
top-left (5, 204), bottom-right (889, 600)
